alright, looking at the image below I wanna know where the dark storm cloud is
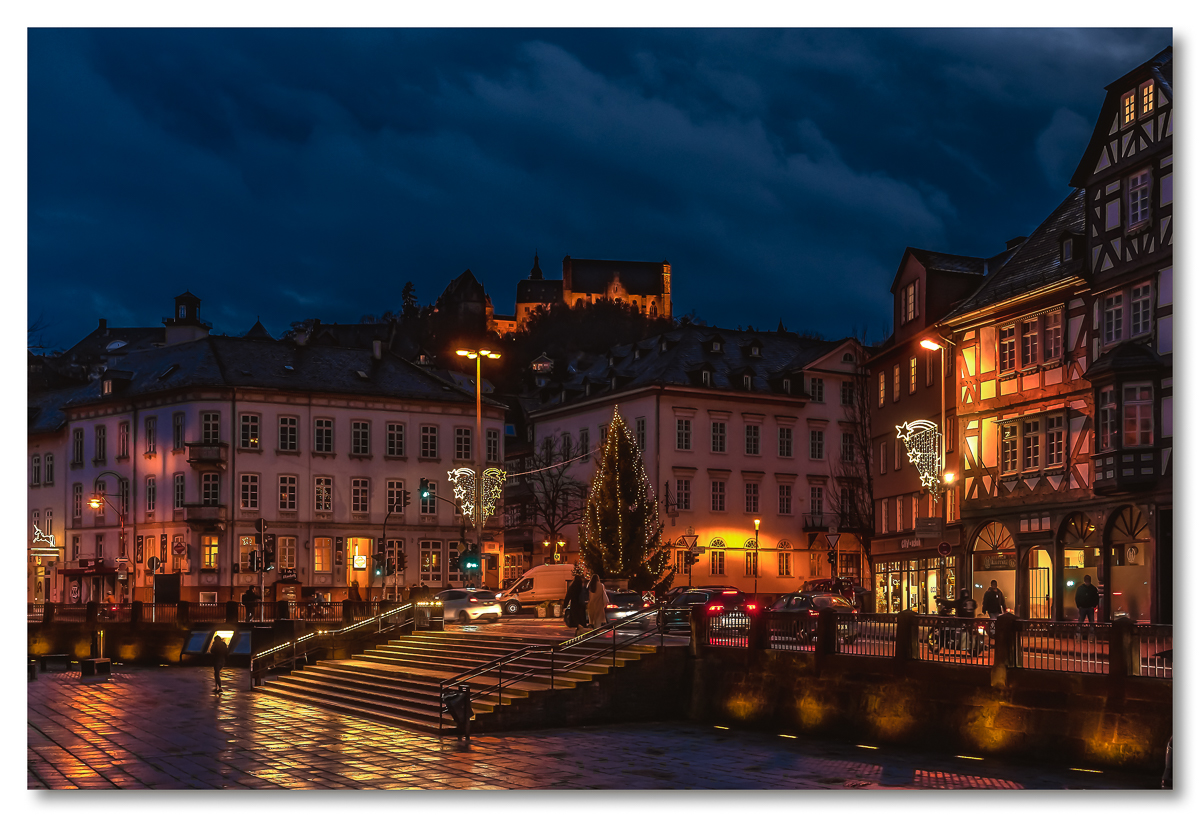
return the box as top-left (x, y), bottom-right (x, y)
top-left (28, 28), bottom-right (1171, 350)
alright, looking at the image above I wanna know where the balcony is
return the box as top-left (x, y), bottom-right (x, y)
top-left (184, 504), bottom-right (228, 526)
top-left (1092, 449), bottom-right (1163, 497)
top-left (186, 442), bottom-right (229, 470)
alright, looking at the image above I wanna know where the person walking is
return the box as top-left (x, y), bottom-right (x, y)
top-left (982, 580), bottom-right (1007, 619)
top-left (564, 574), bottom-right (587, 635)
top-left (1075, 574), bottom-right (1100, 639)
top-left (211, 634), bottom-right (229, 692)
top-left (586, 575), bottom-right (609, 631)
top-left (241, 586), bottom-right (260, 622)
top-left (348, 580), bottom-right (362, 618)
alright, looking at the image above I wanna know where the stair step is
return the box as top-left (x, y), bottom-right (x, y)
top-left (327, 659), bottom-right (554, 692)
top-left (259, 684), bottom-right (447, 734)
top-left (289, 667), bottom-right (521, 706)
top-left (357, 649), bottom-right (613, 680)
top-left (268, 675), bottom-right (499, 715)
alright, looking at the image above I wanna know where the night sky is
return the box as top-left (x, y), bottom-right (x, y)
top-left (28, 28), bottom-right (1172, 351)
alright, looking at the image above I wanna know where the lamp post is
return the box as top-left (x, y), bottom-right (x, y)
top-left (455, 346), bottom-right (501, 587)
top-left (752, 518), bottom-right (761, 600)
top-left (919, 337), bottom-right (957, 495)
top-left (88, 470), bottom-right (129, 602)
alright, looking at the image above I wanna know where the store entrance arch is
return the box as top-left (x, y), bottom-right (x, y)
top-left (1058, 513), bottom-right (1097, 621)
top-left (1105, 505), bottom-right (1151, 622)
top-left (969, 521), bottom-right (1016, 616)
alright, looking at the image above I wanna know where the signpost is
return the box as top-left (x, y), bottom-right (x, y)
top-left (938, 541), bottom-right (953, 557)
top-left (679, 534), bottom-right (698, 586)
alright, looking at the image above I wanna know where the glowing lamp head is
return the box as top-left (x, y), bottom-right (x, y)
top-left (920, 339), bottom-right (942, 351)
top-left (943, 472), bottom-right (956, 484)
top-left (88, 496), bottom-right (103, 510)
top-left (754, 519), bottom-right (761, 531)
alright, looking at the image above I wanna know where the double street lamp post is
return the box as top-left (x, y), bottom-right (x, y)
top-left (88, 470), bottom-right (129, 602)
top-left (455, 347), bottom-right (501, 587)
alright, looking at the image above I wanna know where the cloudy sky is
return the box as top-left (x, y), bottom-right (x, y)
top-left (27, 28), bottom-right (1171, 350)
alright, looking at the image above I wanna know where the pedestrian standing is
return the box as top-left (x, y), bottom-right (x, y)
top-left (1075, 574), bottom-right (1100, 639)
top-left (982, 580), bottom-right (1006, 619)
top-left (564, 575), bottom-right (587, 635)
top-left (586, 575), bottom-right (609, 630)
top-left (211, 634), bottom-right (229, 692)
top-left (241, 586), bottom-right (259, 622)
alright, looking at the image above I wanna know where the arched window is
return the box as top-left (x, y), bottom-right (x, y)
top-left (710, 537), bottom-right (726, 549)
top-left (973, 521), bottom-right (1014, 552)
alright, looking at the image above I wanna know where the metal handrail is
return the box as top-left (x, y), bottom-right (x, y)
top-left (437, 605), bottom-right (665, 732)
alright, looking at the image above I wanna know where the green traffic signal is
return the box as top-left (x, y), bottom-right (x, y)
top-left (419, 478), bottom-right (431, 499)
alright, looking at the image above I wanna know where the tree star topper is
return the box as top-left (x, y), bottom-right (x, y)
top-left (447, 467), bottom-right (507, 526)
top-left (896, 419), bottom-right (943, 498)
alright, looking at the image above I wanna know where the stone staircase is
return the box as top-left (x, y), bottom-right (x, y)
top-left (257, 629), bottom-right (662, 733)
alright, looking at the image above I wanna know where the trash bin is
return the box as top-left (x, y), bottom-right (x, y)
top-left (536, 603), bottom-right (547, 618)
top-left (551, 602), bottom-right (562, 618)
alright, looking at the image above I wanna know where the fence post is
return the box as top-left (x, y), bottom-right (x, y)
top-left (86, 601), bottom-right (99, 624)
top-left (815, 608), bottom-right (837, 669)
top-left (1110, 617), bottom-right (1137, 677)
top-left (894, 609), bottom-right (916, 665)
top-left (276, 600), bottom-right (289, 621)
top-left (689, 604), bottom-right (707, 657)
top-left (177, 601), bottom-right (190, 627)
top-left (990, 612), bottom-right (1018, 687)
top-left (750, 610), bottom-right (770, 652)
top-left (43, 602), bottom-right (55, 624)
top-left (224, 600), bottom-right (239, 624)
top-left (130, 600), bottom-right (143, 626)
top-left (342, 602), bottom-right (354, 627)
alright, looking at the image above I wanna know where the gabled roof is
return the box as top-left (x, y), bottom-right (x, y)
top-left (243, 319), bottom-right (274, 340)
top-left (944, 189), bottom-right (1086, 321)
top-left (564, 256), bottom-right (668, 296)
top-left (889, 247), bottom-right (997, 294)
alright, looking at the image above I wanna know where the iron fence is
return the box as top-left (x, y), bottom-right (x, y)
top-left (1016, 620), bottom-right (1109, 674)
top-left (54, 604), bottom-right (89, 623)
top-left (28, 603), bottom-right (45, 623)
top-left (914, 615), bottom-right (992, 666)
top-left (143, 603), bottom-right (178, 624)
top-left (190, 603), bottom-right (228, 623)
top-left (96, 604), bottom-right (132, 623)
top-left (1136, 624), bottom-right (1172, 679)
top-left (706, 609), bottom-right (751, 648)
top-left (835, 612), bottom-right (897, 657)
top-left (765, 611), bottom-right (817, 652)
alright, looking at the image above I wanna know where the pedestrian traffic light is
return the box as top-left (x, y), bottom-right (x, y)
top-left (402, 489), bottom-right (412, 510)
top-left (263, 534), bottom-right (276, 571)
top-left (462, 549), bottom-right (480, 572)
top-left (247, 551), bottom-right (259, 572)
top-left (373, 553), bottom-right (386, 576)
top-left (419, 478), bottom-right (431, 500)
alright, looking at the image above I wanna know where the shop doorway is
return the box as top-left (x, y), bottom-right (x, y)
top-left (1025, 547), bottom-right (1052, 619)
top-left (347, 537), bottom-right (372, 599)
top-left (971, 521), bottom-right (1016, 614)
top-left (1059, 513), bottom-right (1098, 621)
top-left (1105, 505), bottom-right (1151, 621)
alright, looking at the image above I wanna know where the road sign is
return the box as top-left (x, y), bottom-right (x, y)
top-left (679, 534), bottom-right (698, 550)
top-left (827, 525), bottom-right (837, 535)
top-left (695, 546), bottom-right (707, 554)
top-left (826, 533), bottom-right (841, 549)
top-left (147, 556), bottom-right (160, 572)
top-left (172, 540), bottom-right (186, 556)
top-left (938, 541), bottom-right (953, 557)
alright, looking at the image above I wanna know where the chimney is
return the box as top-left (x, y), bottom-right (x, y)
top-left (98, 318), bottom-right (107, 331)
top-left (1006, 236), bottom-right (1027, 250)
top-left (372, 339), bottom-right (382, 360)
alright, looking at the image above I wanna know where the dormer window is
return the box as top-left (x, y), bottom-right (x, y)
top-left (178, 305), bottom-right (187, 319)
top-left (584, 384), bottom-right (591, 397)
top-left (901, 281), bottom-right (919, 325)
top-left (1140, 79), bottom-right (1155, 117)
top-left (743, 374), bottom-right (752, 390)
top-left (712, 341), bottom-right (722, 353)
top-left (634, 349), bottom-right (641, 360)
top-left (782, 378), bottom-right (791, 394)
top-left (660, 340), bottom-right (668, 353)
top-left (1062, 239), bottom-right (1074, 262)
top-left (1122, 89), bottom-right (1137, 127)
top-left (750, 345), bottom-right (761, 358)
top-left (701, 370), bottom-right (711, 387)
top-left (102, 380), bottom-right (113, 395)
top-left (842, 353), bottom-right (855, 363)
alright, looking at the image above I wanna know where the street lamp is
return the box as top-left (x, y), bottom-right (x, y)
top-left (752, 519), bottom-right (761, 600)
top-left (919, 337), bottom-right (956, 496)
top-left (89, 470), bottom-right (129, 602)
top-left (455, 347), bottom-right (501, 585)
top-left (543, 538), bottom-right (567, 564)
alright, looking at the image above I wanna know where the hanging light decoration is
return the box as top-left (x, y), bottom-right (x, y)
top-left (446, 466), bottom-right (507, 526)
top-left (896, 419), bottom-right (943, 497)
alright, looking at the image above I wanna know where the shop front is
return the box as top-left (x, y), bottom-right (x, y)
top-left (870, 534), bottom-right (959, 614)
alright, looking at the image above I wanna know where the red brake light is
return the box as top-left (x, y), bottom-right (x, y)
top-left (606, 604), bottom-right (617, 609)
top-left (722, 590), bottom-right (738, 595)
top-left (745, 603), bottom-right (757, 611)
top-left (707, 604), bottom-right (724, 612)
top-left (468, 597), bottom-right (478, 603)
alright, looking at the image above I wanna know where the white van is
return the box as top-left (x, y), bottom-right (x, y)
top-left (495, 564), bottom-right (576, 616)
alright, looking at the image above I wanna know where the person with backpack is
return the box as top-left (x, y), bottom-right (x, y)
top-left (982, 580), bottom-right (1007, 618)
top-left (1075, 574), bottom-right (1100, 639)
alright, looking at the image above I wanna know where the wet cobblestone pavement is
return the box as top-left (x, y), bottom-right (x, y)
top-left (28, 666), bottom-right (1158, 790)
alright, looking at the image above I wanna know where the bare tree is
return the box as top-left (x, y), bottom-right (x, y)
top-left (524, 436), bottom-right (588, 556)
top-left (835, 339), bottom-right (876, 560)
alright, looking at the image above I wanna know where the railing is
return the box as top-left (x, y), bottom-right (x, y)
top-left (914, 615), bottom-right (993, 665)
top-left (97, 604), bottom-right (132, 623)
top-left (706, 609), bottom-right (751, 648)
top-left (54, 604), bottom-right (89, 623)
top-left (438, 605), bottom-right (665, 732)
top-left (835, 612), bottom-right (896, 657)
top-left (1136, 624), bottom-right (1172, 679)
top-left (190, 603), bottom-right (228, 623)
top-left (143, 603), bottom-right (178, 624)
top-left (1017, 620), bottom-right (1110, 674)
top-left (239, 601), bottom-right (275, 623)
top-left (28, 603), bottom-right (45, 623)
top-left (765, 610), bottom-right (817, 652)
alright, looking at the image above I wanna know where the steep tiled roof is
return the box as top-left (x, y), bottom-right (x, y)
top-left (28, 382), bottom-right (97, 436)
top-left (944, 189), bottom-right (1086, 320)
top-left (565, 257), bottom-right (667, 296)
top-left (907, 249), bottom-right (989, 276)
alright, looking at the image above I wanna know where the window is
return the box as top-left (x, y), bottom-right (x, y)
top-left (901, 280), bottom-right (919, 324)
top-left (635, 417), bottom-right (646, 452)
top-left (173, 413), bottom-right (185, 450)
top-left (745, 483), bottom-right (759, 514)
top-left (809, 429), bottom-right (824, 459)
top-left (892, 365), bottom-right (900, 402)
top-left (841, 432), bottom-right (854, 463)
top-left (711, 422), bottom-right (726, 453)
top-left (710, 549), bottom-right (725, 576)
top-left (420, 480), bottom-right (438, 515)
top-left (745, 550), bottom-right (758, 578)
top-left (599, 426), bottom-right (607, 447)
top-left (96, 534), bottom-right (105, 561)
top-left (232, 414), bottom-right (257, 450)
top-left (279, 475), bottom-right (297, 511)
top-left (675, 479), bottom-right (691, 511)
top-left (202, 536), bottom-right (219, 570)
top-left (32, 509), bottom-right (39, 534)
top-left (1128, 170), bottom-right (1151, 229)
top-left (201, 473), bottom-right (220, 506)
top-left (278, 416), bottom-right (298, 451)
top-left (999, 325), bottom-right (1016, 372)
top-left (810, 377), bottom-right (824, 402)
top-left (314, 538), bottom-right (332, 572)
top-left (1000, 425), bottom-right (1018, 474)
top-left (386, 423), bottom-right (405, 457)
top-left (878, 372), bottom-right (886, 407)
top-left (1131, 283), bottom-right (1152, 336)
top-left (896, 497), bottom-right (903, 532)
top-left (145, 417), bottom-right (157, 455)
top-left (1044, 311), bottom-right (1062, 360)
top-left (782, 378), bottom-right (790, 394)
top-left (1140, 79), bottom-right (1155, 116)
top-left (174, 474), bottom-right (186, 509)
top-left (702, 370), bottom-right (712, 387)
top-left (72, 428), bottom-right (83, 464)
top-left (1105, 198), bottom-right (1121, 231)
top-left (1104, 293), bottom-right (1124, 345)
top-left (118, 422), bottom-right (129, 458)
top-left (841, 380), bottom-right (854, 406)
top-left (487, 428), bottom-right (500, 463)
top-left (145, 477), bottom-right (156, 514)
top-left (41, 453), bottom-right (53, 486)
top-left (1023, 420), bottom-right (1041, 470)
top-left (240, 474), bottom-right (259, 510)
top-left (1099, 387), bottom-right (1117, 451)
top-left (387, 480), bottom-right (405, 513)
top-left (1046, 415), bottom-right (1064, 467)
top-left (745, 425), bottom-right (760, 455)
top-left (352, 478), bottom-right (370, 513)
top-left (455, 428), bottom-right (472, 461)
top-left (352, 421), bottom-right (371, 455)
top-left (880, 498), bottom-right (889, 534)
top-left (879, 442), bottom-right (886, 475)
top-left (1161, 170), bottom-right (1173, 206)
top-left (676, 419), bottom-right (692, 451)
top-left (778, 427), bottom-right (793, 457)
top-left (420, 425), bottom-right (438, 458)
top-left (1062, 239), bottom-right (1074, 262)
top-left (30, 454), bottom-right (40, 486)
top-left (1121, 89), bottom-right (1136, 127)
top-left (45, 509), bottom-right (53, 537)
top-left (73, 484), bottom-right (83, 519)
top-left (201, 412), bottom-right (220, 444)
top-left (778, 484), bottom-right (792, 515)
top-left (1021, 320), bottom-right (1039, 368)
top-left (1123, 383), bottom-right (1153, 447)
top-left (743, 374), bottom-right (752, 390)
top-left (277, 536), bottom-right (297, 571)
top-left (908, 358), bottom-right (916, 394)
top-left (561, 431), bottom-right (572, 458)
top-left (711, 480), bottom-right (726, 512)
top-left (579, 428), bottom-right (589, 462)
top-left (314, 418), bottom-right (333, 453)
top-left (810, 486), bottom-right (824, 515)
top-left (420, 540), bottom-right (443, 583)
top-left (778, 550), bottom-right (792, 578)
top-left (94, 425), bottom-right (106, 463)
top-left (314, 476), bottom-right (332, 512)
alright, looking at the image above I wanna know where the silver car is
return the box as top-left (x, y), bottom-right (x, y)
top-left (435, 589), bottom-right (502, 624)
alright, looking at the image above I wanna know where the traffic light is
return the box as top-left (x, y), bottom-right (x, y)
top-left (386, 558), bottom-right (397, 576)
top-left (827, 549), bottom-right (837, 566)
top-left (419, 478), bottom-right (432, 500)
top-left (247, 551), bottom-right (259, 572)
top-left (685, 552), bottom-right (699, 567)
top-left (395, 552), bottom-right (408, 572)
top-left (402, 489), bottom-right (412, 510)
top-left (462, 549), bottom-right (480, 572)
top-left (263, 534), bottom-right (276, 571)
top-left (449, 552), bottom-right (461, 572)
top-left (255, 518), bottom-right (268, 535)
top-left (373, 553), bottom-right (386, 577)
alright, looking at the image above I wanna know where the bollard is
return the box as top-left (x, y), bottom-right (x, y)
top-left (990, 612), bottom-right (1019, 687)
top-left (689, 604), bottom-right (707, 657)
top-left (894, 609), bottom-right (916, 664)
top-left (1110, 617), bottom-right (1137, 677)
top-left (442, 683), bottom-right (473, 740)
top-left (130, 600), bottom-right (143, 626)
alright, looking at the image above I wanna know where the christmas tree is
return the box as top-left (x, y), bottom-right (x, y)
top-left (579, 407), bottom-right (673, 591)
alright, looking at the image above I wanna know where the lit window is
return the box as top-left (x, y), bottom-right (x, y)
top-left (878, 372), bottom-right (886, 407)
top-left (314, 538), bottom-right (332, 572)
top-left (1140, 80), bottom-right (1155, 117)
top-left (908, 358), bottom-right (916, 394)
top-left (1023, 420), bottom-right (1041, 470)
top-left (314, 476), bottom-right (332, 512)
top-left (202, 536), bottom-right (219, 570)
top-left (1000, 425), bottom-right (1018, 473)
top-left (710, 549), bottom-right (725, 576)
top-left (1122, 90), bottom-right (1136, 126)
top-left (999, 325), bottom-right (1016, 371)
top-left (892, 365), bottom-right (900, 402)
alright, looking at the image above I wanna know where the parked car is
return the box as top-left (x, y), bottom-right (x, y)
top-left (770, 592), bottom-right (859, 644)
top-left (494, 564), bottom-right (575, 615)
top-left (658, 588), bottom-right (716, 632)
top-left (604, 590), bottom-right (651, 624)
top-left (434, 589), bottom-right (502, 624)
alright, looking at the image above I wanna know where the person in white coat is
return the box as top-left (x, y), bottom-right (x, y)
top-left (586, 575), bottom-right (609, 630)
